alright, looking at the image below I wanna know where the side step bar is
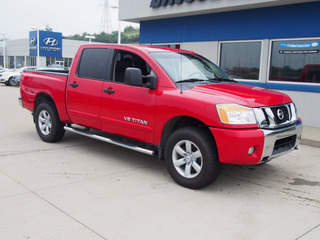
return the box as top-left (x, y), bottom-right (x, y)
top-left (64, 126), bottom-right (155, 156)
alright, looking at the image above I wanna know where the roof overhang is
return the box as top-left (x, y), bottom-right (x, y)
top-left (119, 0), bottom-right (319, 23)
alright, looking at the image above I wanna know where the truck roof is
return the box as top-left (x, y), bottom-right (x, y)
top-left (79, 44), bottom-right (195, 54)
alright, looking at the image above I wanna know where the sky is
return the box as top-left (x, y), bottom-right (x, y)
top-left (1, 0), bottom-right (139, 40)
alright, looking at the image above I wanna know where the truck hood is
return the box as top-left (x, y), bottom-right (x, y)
top-left (190, 83), bottom-right (292, 107)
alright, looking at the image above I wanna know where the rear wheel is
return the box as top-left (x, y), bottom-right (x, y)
top-left (35, 102), bottom-right (65, 142)
top-left (165, 127), bottom-right (221, 189)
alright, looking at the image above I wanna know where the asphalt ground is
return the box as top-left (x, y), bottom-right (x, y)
top-left (0, 85), bottom-right (319, 240)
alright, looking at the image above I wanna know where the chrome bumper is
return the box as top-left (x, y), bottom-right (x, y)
top-left (259, 120), bottom-right (303, 164)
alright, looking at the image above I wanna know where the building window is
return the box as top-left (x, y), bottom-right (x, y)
top-left (16, 56), bottom-right (25, 68)
top-left (46, 57), bottom-right (73, 68)
top-left (269, 39), bottom-right (320, 84)
top-left (64, 58), bottom-right (73, 68)
top-left (9, 56), bottom-right (14, 68)
top-left (26, 56), bottom-right (37, 66)
top-left (220, 41), bottom-right (262, 80)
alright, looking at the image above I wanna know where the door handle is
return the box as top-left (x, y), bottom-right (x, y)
top-left (104, 88), bottom-right (115, 94)
top-left (69, 82), bottom-right (78, 87)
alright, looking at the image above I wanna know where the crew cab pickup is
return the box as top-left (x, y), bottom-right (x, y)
top-left (19, 44), bottom-right (303, 189)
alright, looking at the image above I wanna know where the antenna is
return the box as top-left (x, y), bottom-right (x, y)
top-left (180, 52), bottom-right (183, 94)
top-left (180, 32), bottom-right (183, 94)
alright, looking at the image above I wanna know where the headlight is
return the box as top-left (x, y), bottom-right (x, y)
top-left (216, 104), bottom-right (257, 125)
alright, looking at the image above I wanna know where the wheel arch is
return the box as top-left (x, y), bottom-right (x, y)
top-left (33, 93), bottom-right (57, 123)
top-left (4, 76), bottom-right (13, 85)
top-left (158, 116), bottom-right (216, 160)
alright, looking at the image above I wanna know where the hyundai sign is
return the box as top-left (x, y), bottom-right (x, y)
top-left (29, 31), bottom-right (62, 57)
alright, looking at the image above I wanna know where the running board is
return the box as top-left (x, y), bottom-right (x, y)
top-left (64, 126), bottom-right (155, 156)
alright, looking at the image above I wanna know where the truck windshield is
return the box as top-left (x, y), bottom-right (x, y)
top-left (150, 52), bottom-right (233, 84)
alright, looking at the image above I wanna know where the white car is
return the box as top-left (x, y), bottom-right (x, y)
top-left (0, 67), bottom-right (37, 86)
top-left (0, 66), bottom-right (6, 73)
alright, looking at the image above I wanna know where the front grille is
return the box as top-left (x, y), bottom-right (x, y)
top-left (254, 103), bottom-right (297, 129)
top-left (270, 105), bottom-right (291, 124)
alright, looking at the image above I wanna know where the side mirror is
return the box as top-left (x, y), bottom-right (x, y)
top-left (124, 68), bottom-right (143, 87)
top-left (145, 71), bottom-right (158, 90)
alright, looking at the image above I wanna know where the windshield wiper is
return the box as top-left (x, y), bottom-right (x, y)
top-left (208, 78), bottom-right (237, 83)
top-left (175, 78), bottom-right (207, 83)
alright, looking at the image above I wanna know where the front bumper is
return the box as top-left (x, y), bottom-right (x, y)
top-left (260, 119), bottom-right (302, 164)
top-left (210, 120), bottom-right (303, 165)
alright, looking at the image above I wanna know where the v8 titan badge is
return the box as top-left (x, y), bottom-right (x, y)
top-left (124, 116), bottom-right (148, 125)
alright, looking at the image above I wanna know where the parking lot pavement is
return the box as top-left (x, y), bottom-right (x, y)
top-left (0, 85), bottom-right (319, 240)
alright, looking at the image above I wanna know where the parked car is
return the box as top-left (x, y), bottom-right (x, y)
top-left (0, 67), bottom-right (37, 86)
top-left (0, 67), bottom-right (5, 79)
top-left (0, 69), bottom-right (14, 83)
top-left (11, 73), bottom-right (21, 87)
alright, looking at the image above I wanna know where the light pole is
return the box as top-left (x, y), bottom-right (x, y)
top-left (110, 5), bottom-right (121, 44)
top-left (118, 21), bottom-right (121, 44)
top-left (85, 35), bottom-right (96, 43)
top-left (1, 32), bottom-right (6, 68)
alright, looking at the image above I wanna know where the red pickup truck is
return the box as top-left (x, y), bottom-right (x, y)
top-left (19, 44), bottom-right (303, 189)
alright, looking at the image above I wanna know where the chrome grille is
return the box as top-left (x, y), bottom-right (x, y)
top-left (254, 103), bottom-right (297, 129)
top-left (270, 105), bottom-right (291, 124)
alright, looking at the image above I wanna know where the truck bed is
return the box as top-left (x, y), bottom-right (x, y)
top-left (20, 69), bottom-right (70, 122)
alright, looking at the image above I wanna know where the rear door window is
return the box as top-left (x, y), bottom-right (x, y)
top-left (77, 48), bottom-right (110, 80)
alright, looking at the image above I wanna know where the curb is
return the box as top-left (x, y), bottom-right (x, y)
top-left (301, 139), bottom-right (320, 149)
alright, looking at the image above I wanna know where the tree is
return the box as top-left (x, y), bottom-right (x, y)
top-left (65, 27), bottom-right (140, 44)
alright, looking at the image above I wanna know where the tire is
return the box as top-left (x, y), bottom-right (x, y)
top-left (4, 78), bottom-right (11, 86)
top-left (165, 127), bottom-right (221, 189)
top-left (9, 77), bottom-right (17, 86)
top-left (35, 102), bottom-right (65, 142)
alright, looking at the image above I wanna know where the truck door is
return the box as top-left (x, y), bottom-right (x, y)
top-left (100, 49), bottom-right (157, 144)
top-left (66, 48), bottom-right (111, 129)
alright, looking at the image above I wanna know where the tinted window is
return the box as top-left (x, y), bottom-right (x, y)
top-left (270, 39), bottom-right (320, 83)
top-left (220, 42), bottom-right (262, 80)
top-left (78, 48), bottom-right (109, 80)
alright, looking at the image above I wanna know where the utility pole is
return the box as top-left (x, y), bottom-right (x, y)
top-left (1, 32), bottom-right (6, 68)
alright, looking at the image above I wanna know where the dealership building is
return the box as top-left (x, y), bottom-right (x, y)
top-left (0, 0), bottom-right (319, 127)
top-left (119, 0), bottom-right (320, 127)
top-left (0, 31), bottom-right (88, 69)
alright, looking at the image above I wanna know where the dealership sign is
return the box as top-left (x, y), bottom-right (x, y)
top-left (150, 0), bottom-right (205, 8)
top-left (280, 42), bottom-right (319, 48)
top-left (29, 31), bottom-right (62, 57)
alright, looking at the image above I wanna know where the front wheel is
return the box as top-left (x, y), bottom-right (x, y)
top-left (35, 102), bottom-right (65, 142)
top-left (165, 127), bottom-right (221, 189)
top-left (5, 78), bottom-right (12, 86)
top-left (9, 77), bottom-right (17, 86)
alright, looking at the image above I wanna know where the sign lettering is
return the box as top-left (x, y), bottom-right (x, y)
top-left (150, 0), bottom-right (204, 8)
